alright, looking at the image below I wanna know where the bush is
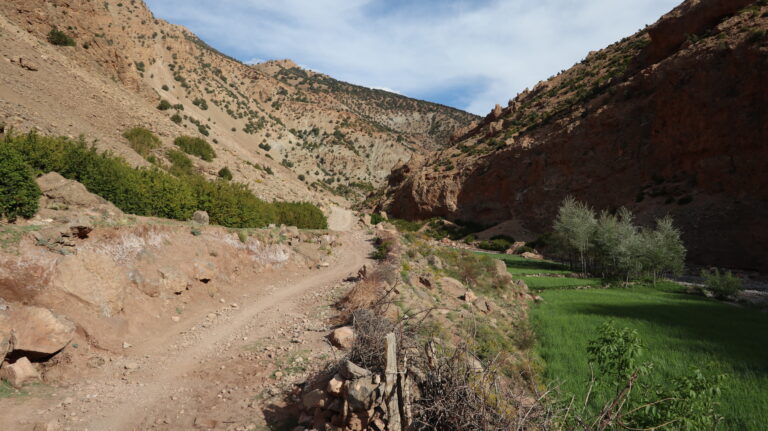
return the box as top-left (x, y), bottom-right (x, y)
top-left (173, 136), bottom-right (215, 161)
top-left (0, 145), bottom-right (40, 221)
top-left (166, 149), bottom-right (194, 176)
top-left (217, 166), bottom-right (233, 181)
top-left (122, 127), bottom-right (160, 158)
top-left (170, 113), bottom-right (182, 124)
top-left (371, 238), bottom-right (391, 260)
top-left (370, 212), bottom-right (385, 225)
top-left (157, 99), bottom-right (172, 110)
top-left (192, 98), bottom-right (208, 110)
top-left (161, 85), bottom-right (169, 91)
top-left (477, 238), bottom-right (513, 252)
top-left (3, 132), bottom-right (327, 229)
top-left (701, 268), bottom-right (742, 299)
top-left (47, 28), bottom-right (75, 46)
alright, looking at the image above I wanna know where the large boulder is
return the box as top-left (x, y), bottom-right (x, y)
top-left (0, 357), bottom-right (40, 388)
top-left (328, 326), bottom-right (354, 350)
top-left (438, 277), bottom-right (465, 297)
top-left (0, 305), bottom-right (75, 359)
top-left (492, 259), bottom-right (508, 278)
top-left (36, 172), bottom-right (122, 218)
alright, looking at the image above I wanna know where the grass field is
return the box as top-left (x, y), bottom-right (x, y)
top-left (474, 251), bottom-right (575, 275)
top-left (530, 283), bottom-right (768, 430)
top-left (520, 275), bottom-right (603, 290)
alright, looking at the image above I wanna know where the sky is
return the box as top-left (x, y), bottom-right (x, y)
top-left (144, 0), bottom-right (681, 115)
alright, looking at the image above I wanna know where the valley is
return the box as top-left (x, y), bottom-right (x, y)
top-left (1, 0), bottom-right (767, 430)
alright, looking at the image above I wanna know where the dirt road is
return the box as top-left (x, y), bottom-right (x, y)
top-left (1, 230), bottom-right (371, 431)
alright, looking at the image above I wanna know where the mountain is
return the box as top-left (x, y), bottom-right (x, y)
top-left (0, 0), bottom-right (477, 207)
top-left (384, 0), bottom-right (768, 271)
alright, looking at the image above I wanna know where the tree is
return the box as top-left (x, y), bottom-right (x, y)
top-left (553, 196), bottom-right (596, 273)
top-left (637, 216), bottom-right (686, 284)
top-left (0, 145), bottom-right (41, 221)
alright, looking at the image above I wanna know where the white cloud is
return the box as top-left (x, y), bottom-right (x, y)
top-left (145, 0), bottom-right (681, 115)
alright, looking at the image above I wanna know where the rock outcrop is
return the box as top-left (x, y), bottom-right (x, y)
top-left (385, 0), bottom-right (768, 271)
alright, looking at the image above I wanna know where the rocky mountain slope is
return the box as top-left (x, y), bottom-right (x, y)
top-left (0, 0), bottom-right (476, 207)
top-left (384, 0), bottom-right (768, 271)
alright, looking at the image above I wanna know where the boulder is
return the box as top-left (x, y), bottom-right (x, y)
top-left (328, 326), bottom-right (354, 350)
top-left (427, 255), bottom-right (443, 270)
top-left (473, 297), bottom-right (493, 314)
top-left (438, 277), bottom-right (465, 297)
top-left (462, 290), bottom-right (478, 303)
top-left (191, 210), bottom-right (210, 225)
top-left (0, 357), bottom-right (40, 388)
top-left (0, 305), bottom-right (75, 359)
top-left (339, 360), bottom-right (371, 380)
top-left (345, 378), bottom-right (378, 412)
top-left (506, 241), bottom-right (527, 254)
top-left (492, 259), bottom-right (508, 278)
top-left (521, 252), bottom-right (544, 260)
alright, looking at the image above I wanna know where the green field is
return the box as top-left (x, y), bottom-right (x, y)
top-left (520, 275), bottom-right (603, 290)
top-left (530, 284), bottom-right (768, 430)
top-left (474, 251), bottom-right (575, 275)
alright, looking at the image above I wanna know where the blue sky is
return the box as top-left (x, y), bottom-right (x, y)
top-left (144, 0), bottom-right (680, 114)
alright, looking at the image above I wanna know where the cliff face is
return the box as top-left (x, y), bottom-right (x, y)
top-left (386, 0), bottom-right (768, 270)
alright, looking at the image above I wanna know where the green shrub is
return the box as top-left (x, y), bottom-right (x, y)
top-left (217, 166), bottom-right (233, 181)
top-left (122, 127), bottom-right (160, 158)
top-left (170, 113), bottom-right (182, 124)
top-left (47, 28), bottom-right (75, 46)
top-left (0, 145), bottom-right (40, 221)
top-left (157, 99), bottom-right (172, 110)
top-left (477, 238), bottom-right (513, 252)
top-left (173, 136), bottom-right (215, 161)
top-left (166, 149), bottom-right (194, 176)
top-left (370, 213), bottom-right (385, 225)
top-left (3, 132), bottom-right (326, 229)
top-left (192, 98), bottom-right (208, 110)
top-left (161, 85), bottom-right (169, 91)
top-left (372, 238), bottom-right (391, 260)
top-left (701, 268), bottom-right (742, 299)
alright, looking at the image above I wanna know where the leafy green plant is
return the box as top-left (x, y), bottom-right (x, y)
top-left (701, 268), bottom-right (742, 299)
top-left (588, 321), bottom-right (645, 385)
top-left (166, 149), bottom-right (194, 176)
top-left (174, 136), bottom-right (215, 161)
top-left (0, 145), bottom-right (40, 221)
top-left (47, 27), bottom-right (75, 46)
top-left (122, 127), bottom-right (160, 158)
top-left (170, 113), bottom-right (182, 124)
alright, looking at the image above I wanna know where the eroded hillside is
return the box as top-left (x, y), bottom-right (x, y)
top-left (384, 0), bottom-right (768, 271)
top-left (0, 0), bottom-right (476, 206)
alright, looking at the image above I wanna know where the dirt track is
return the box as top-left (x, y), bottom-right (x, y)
top-left (0, 230), bottom-right (371, 431)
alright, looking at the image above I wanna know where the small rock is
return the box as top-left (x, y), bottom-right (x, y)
top-left (328, 326), bottom-right (354, 350)
top-left (0, 357), bottom-right (40, 388)
top-left (191, 211), bottom-right (210, 225)
top-left (122, 342), bottom-right (132, 349)
top-left (171, 316), bottom-right (181, 322)
top-left (339, 360), bottom-right (371, 380)
top-left (326, 374), bottom-right (344, 397)
top-left (124, 362), bottom-right (139, 371)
